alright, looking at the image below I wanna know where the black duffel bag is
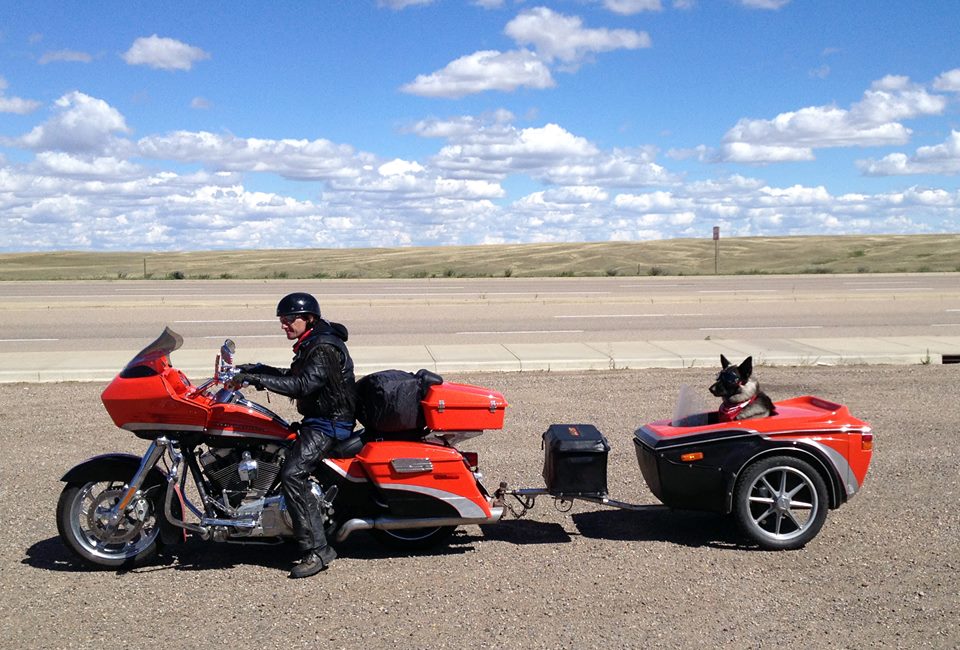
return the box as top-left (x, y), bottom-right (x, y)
top-left (355, 369), bottom-right (443, 433)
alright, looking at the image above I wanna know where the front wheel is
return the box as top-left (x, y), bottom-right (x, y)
top-left (372, 526), bottom-right (456, 550)
top-left (733, 455), bottom-right (828, 551)
top-left (56, 478), bottom-right (162, 569)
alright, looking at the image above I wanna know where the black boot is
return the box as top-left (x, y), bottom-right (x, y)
top-left (289, 545), bottom-right (337, 579)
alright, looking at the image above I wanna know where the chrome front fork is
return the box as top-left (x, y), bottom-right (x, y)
top-left (103, 437), bottom-right (170, 531)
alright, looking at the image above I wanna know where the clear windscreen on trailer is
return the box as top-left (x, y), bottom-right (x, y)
top-left (120, 327), bottom-right (184, 377)
top-left (671, 383), bottom-right (712, 427)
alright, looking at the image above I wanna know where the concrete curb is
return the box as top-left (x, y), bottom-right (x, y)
top-left (1, 335), bottom-right (957, 383)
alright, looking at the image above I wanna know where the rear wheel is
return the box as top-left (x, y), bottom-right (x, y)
top-left (372, 526), bottom-right (456, 550)
top-left (56, 478), bottom-right (162, 569)
top-left (733, 455), bottom-right (828, 550)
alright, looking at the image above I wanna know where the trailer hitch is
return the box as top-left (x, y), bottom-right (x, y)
top-left (494, 482), bottom-right (665, 519)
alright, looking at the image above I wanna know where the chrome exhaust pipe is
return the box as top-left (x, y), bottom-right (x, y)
top-left (335, 506), bottom-right (504, 542)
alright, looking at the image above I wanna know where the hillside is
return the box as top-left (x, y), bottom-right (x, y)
top-left (0, 234), bottom-right (958, 280)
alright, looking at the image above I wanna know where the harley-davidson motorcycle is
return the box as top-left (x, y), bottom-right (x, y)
top-left (56, 328), bottom-right (508, 569)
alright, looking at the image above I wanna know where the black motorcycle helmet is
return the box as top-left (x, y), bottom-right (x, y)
top-left (276, 292), bottom-right (321, 318)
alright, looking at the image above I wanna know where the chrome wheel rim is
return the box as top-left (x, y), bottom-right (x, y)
top-left (69, 481), bottom-right (159, 561)
top-left (745, 466), bottom-right (820, 542)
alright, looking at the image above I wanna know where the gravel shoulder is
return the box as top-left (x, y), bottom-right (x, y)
top-left (2, 365), bottom-right (957, 649)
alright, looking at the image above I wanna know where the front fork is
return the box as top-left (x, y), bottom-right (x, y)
top-left (103, 438), bottom-right (170, 533)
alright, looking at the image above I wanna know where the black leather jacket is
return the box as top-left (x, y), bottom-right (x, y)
top-left (250, 320), bottom-right (357, 423)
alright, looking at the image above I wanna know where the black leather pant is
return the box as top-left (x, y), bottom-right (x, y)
top-left (281, 426), bottom-right (335, 553)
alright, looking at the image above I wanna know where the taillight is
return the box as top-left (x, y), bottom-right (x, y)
top-left (861, 432), bottom-right (874, 451)
top-left (462, 452), bottom-right (479, 472)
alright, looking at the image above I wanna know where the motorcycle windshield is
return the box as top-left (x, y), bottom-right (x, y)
top-left (120, 327), bottom-right (184, 377)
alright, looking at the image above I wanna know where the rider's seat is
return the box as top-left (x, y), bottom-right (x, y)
top-left (327, 433), bottom-right (364, 459)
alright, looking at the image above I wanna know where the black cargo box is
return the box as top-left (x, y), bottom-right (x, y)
top-left (542, 424), bottom-right (610, 497)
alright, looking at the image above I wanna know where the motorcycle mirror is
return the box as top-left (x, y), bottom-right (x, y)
top-left (220, 339), bottom-right (236, 366)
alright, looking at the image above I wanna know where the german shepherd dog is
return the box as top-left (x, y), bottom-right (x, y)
top-left (709, 355), bottom-right (776, 421)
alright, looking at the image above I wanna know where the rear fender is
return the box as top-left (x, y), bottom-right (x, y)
top-left (722, 445), bottom-right (843, 513)
top-left (60, 453), bottom-right (184, 545)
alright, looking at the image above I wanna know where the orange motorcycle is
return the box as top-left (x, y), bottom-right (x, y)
top-left (56, 328), bottom-right (507, 568)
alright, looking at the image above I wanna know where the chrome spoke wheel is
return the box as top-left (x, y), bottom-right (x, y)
top-left (734, 455), bottom-right (829, 550)
top-left (747, 467), bottom-right (817, 539)
top-left (62, 480), bottom-right (160, 564)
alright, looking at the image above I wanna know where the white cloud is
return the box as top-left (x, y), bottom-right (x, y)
top-left (401, 49), bottom-right (554, 98)
top-left (122, 35), bottom-right (210, 71)
top-left (402, 7), bottom-right (649, 98)
top-left (933, 68), bottom-right (960, 92)
top-left (137, 130), bottom-right (371, 180)
top-left (190, 97), bottom-right (212, 110)
top-left (505, 7), bottom-right (651, 65)
top-left (14, 92), bottom-right (130, 153)
top-left (378, 0), bottom-right (434, 8)
top-left (720, 75), bottom-right (946, 163)
top-left (0, 77), bottom-right (42, 114)
top-left (33, 152), bottom-right (143, 179)
top-left (379, 158), bottom-right (425, 176)
top-left (417, 114), bottom-right (674, 187)
top-left (739, 0), bottom-right (791, 8)
top-left (38, 49), bottom-right (94, 64)
top-left (603, 0), bottom-right (663, 14)
top-left (858, 130), bottom-right (960, 176)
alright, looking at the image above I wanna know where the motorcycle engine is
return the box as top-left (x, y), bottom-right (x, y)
top-left (199, 445), bottom-right (283, 506)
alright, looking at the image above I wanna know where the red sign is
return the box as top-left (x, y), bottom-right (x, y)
top-left (713, 226), bottom-right (720, 241)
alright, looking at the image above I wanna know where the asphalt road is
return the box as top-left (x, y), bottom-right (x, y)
top-left (3, 364), bottom-right (958, 649)
top-left (2, 275), bottom-right (959, 352)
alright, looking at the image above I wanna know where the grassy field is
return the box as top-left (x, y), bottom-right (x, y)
top-left (0, 234), bottom-right (958, 280)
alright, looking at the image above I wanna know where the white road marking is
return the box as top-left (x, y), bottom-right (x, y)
top-left (176, 319), bottom-right (276, 323)
top-left (200, 334), bottom-right (280, 339)
top-left (0, 338), bottom-right (60, 342)
top-left (698, 289), bottom-right (777, 294)
top-left (932, 323), bottom-right (960, 327)
top-left (457, 330), bottom-right (584, 335)
top-left (853, 287), bottom-right (932, 292)
top-left (699, 326), bottom-right (824, 331)
top-left (556, 313), bottom-right (704, 318)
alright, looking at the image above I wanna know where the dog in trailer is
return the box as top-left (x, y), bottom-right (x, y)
top-left (709, 355), bottom-right (776, 421)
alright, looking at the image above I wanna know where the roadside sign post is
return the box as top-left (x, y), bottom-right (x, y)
top-left (713, 226), bottom-right (720, 274)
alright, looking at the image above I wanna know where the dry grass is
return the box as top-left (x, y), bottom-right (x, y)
top-left (1, 234), bottom-right (959, 280)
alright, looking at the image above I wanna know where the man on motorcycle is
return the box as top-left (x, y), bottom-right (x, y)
top-left (232, 292), bottom-right (357, 578)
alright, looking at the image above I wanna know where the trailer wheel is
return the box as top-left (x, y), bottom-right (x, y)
top-left (733, 455), bottom-right (828, 550)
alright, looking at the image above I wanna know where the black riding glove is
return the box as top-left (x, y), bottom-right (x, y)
top-left (233, 373), bottom-right (263, 390)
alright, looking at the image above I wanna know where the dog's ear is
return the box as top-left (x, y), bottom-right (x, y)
top-left (739, 356), bottom-right (753, 379)
top-left (720, 354), bottom-right (731, 369)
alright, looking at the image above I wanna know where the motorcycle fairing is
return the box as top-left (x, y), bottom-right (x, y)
top-left (103, 329), bottom-right (293, 442)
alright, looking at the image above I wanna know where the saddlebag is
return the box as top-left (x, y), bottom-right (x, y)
top-left (355, 369), bottom-right (443, 434)
top-left (542, 424), bottom-right (609, 497)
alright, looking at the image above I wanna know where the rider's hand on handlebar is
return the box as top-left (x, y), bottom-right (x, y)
top-left (231, 372), bottom-right (263, 391)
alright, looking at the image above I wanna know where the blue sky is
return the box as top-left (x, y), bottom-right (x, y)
top-left (1, 0), bottom-right (958, 251)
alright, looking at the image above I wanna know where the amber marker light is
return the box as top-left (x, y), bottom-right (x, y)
top-left (861, 432), bottom-right (874, 451)
top-left (680, 451), bottom-right (704, 462)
